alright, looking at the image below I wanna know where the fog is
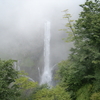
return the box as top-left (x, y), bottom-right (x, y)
top-left (0, 0), bottom-right (85, 81)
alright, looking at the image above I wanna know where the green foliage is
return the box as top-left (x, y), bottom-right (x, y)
top-left (60, 9), bottom-right (75, 42)
top-left (90, 92), bottom-right (100, 100)
top-left (15, 71), bottom-right (38, 100)
top-left (76, 84), bottom-right (92, 100)
top-left (58, 0), bottom-right (100, 100)
top-left (15, 71), bottom-right (37, 90)
top-left (28, 84), bottom-right (49, 100)
top-left (29, 85), bottom-right (71, 100)
top-left (0, 59), bottom-right (20, 100)
top-left (51, 85), bottom-right (71, 100)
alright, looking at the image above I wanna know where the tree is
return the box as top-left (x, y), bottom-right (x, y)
top-left (29, 84), bottom-right (71, 100)
top-left (58, 0), bottom-right (100, 100)
top-left (0, 59), bottom-right (20, 100)
top-left (15, 71), bottom-right (38, 100)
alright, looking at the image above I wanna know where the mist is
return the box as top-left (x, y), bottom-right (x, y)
top-left (0, 0), bottom-right (85, 81)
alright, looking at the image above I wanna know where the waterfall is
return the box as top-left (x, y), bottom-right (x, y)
top-left (14, 60), bottom-right (35, 82)
top-left (40, 21), bottom-right (52, 86)
top-left (14, 60), bottom-right (20, 71)
top-left (38, 67), bottom-right (41, 77)
top-left (17, 60), bottom-right (20, 71)
top-left (14, 62), bottom-right (17, 70)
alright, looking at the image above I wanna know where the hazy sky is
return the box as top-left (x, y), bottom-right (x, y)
top-left (0, 0), bottom-right (86, 36)
top-left (0, 0), bottom-right (86, 80)
top-left (0, 0), bottom-right (86, 59)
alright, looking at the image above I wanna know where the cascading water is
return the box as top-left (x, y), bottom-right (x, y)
top-left (40, 21), bottom-right (52, 86)
top-left (38, 67), bottom-right (41, 79)
top-left (14, 61), bottom-right (20, 71)
top-left (14, 60), bottom-right (35, 82)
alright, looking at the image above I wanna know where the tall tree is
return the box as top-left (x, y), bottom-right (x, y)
top-left (58, 0), bottom-right (100, 100)
top-left (0, 60), bottom-right (20, 100)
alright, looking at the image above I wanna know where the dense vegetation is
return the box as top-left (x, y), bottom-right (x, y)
top-left (0, 59), bottom-right (70, 100)
top-left (58, 0), bottom-right (100, 100)
top-left (1, 0), bottom-right (100, 100)
top-left (0, 60), bottom-right (20, 100)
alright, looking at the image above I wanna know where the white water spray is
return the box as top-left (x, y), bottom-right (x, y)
top-left (40, 21), bottom-right (52, 86)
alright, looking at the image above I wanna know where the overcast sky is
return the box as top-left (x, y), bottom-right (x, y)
top-left (0, 0), bottom-right (87, 80)
top-left (0, 0), bottom-right (86, 59)
top-left (0, 0), bottom-right (86, 36)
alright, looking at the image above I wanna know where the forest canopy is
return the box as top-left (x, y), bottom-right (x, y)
top-left (58, 0), bottom-right (100, 100)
